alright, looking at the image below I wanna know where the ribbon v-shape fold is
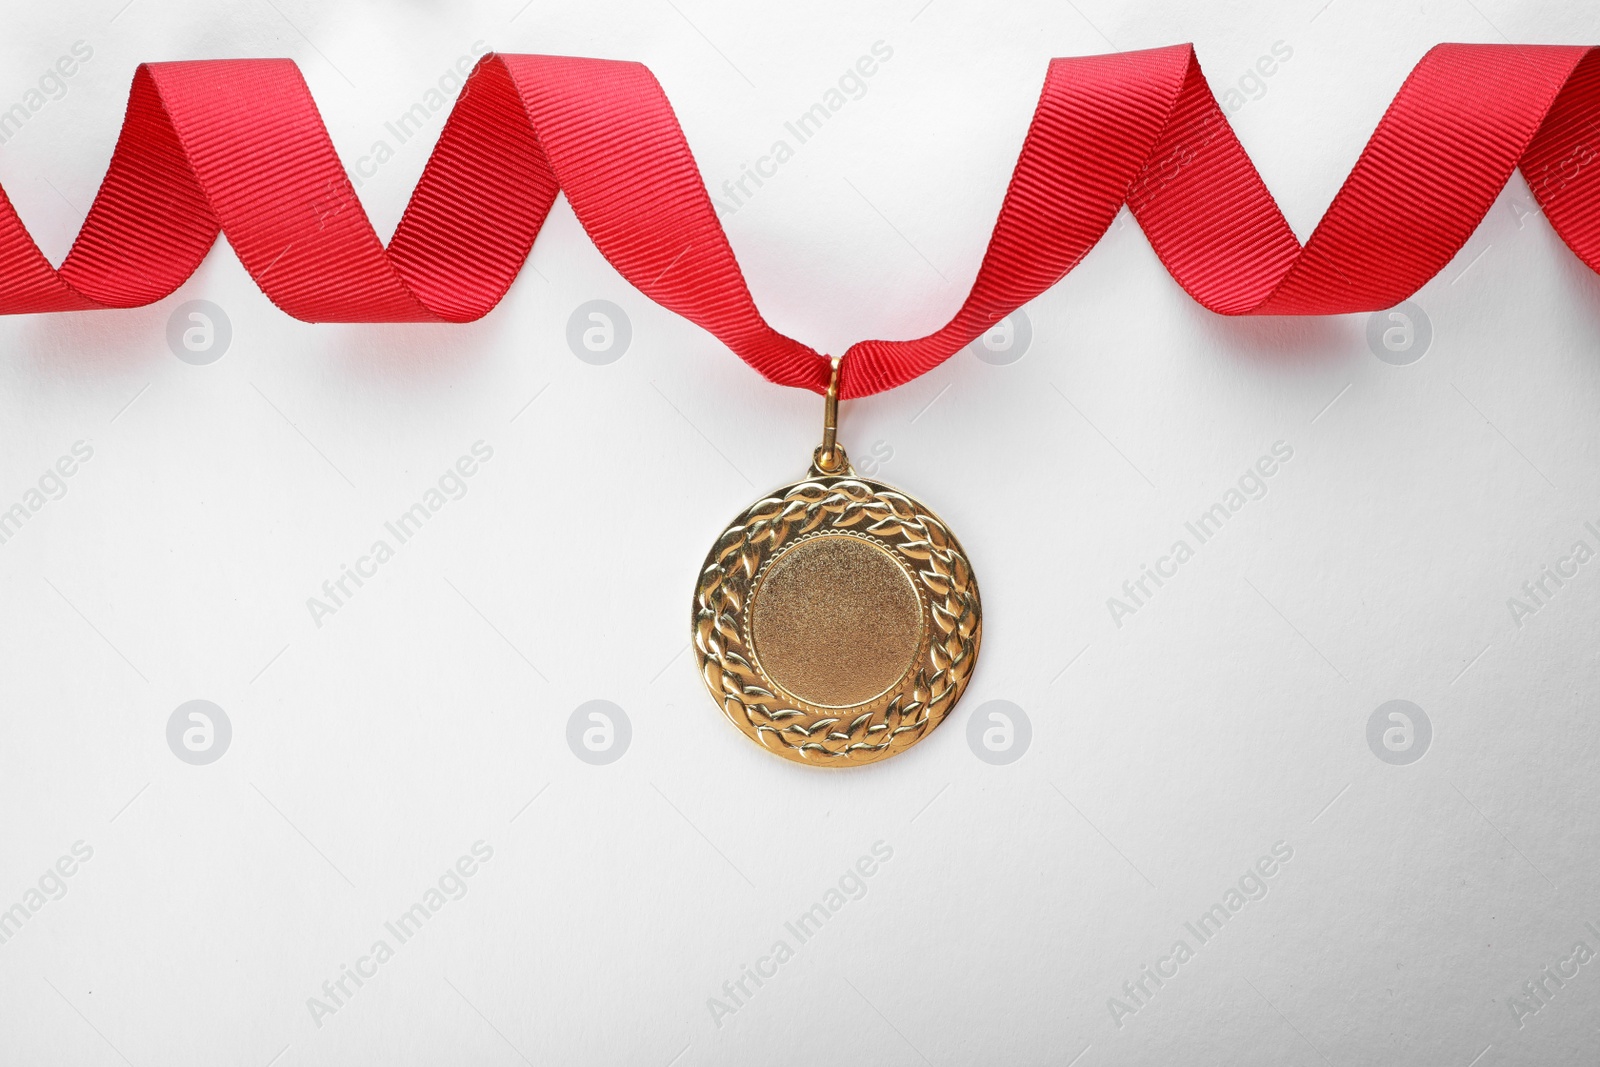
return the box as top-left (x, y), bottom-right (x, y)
top-left (3, 44), bottom-right (1598, 396)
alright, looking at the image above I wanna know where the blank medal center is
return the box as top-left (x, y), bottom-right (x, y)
top-left (750, 535), bottom-right (921, 708)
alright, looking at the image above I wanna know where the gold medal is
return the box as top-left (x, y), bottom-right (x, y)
top-left (692, 360), bottom-right (982, 766)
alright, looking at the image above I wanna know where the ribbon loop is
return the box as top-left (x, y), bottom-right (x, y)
top-left (2, 44), bottom-right (1598, 398)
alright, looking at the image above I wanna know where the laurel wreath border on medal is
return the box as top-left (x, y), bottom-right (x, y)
top-left (692, 470), bottom-right (982, 766)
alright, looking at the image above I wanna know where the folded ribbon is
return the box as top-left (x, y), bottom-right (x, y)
top-left (3, 44), bottom-right (1598, 397)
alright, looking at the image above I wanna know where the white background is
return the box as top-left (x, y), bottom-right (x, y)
top-left (1, 0), bottom-right (1598, 1064)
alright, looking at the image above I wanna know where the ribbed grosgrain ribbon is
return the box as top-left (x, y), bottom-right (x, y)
top-left (5, 44), bottom-right (1600, 398)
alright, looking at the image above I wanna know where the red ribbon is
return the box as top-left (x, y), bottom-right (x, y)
top-left (5, 44), bottom-right (1600, 398)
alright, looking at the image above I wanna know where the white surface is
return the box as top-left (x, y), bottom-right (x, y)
top-left (1, 1), bottom-right (1598, 1064)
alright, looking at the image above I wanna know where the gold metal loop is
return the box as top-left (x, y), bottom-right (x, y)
top-left (818, 356), bottom-right (842, 472)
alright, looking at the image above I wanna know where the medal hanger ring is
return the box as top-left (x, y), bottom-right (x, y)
top-left (816, 356), bottom-right (844, 473)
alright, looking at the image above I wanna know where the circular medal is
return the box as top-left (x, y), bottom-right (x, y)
top-left (692, 440), bottom-right (982, 767)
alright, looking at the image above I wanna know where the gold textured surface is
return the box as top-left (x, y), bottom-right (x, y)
top-left (749, 534), bottom-right (921, 708)
top-left (692, 448), bottom-right (982, 767)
